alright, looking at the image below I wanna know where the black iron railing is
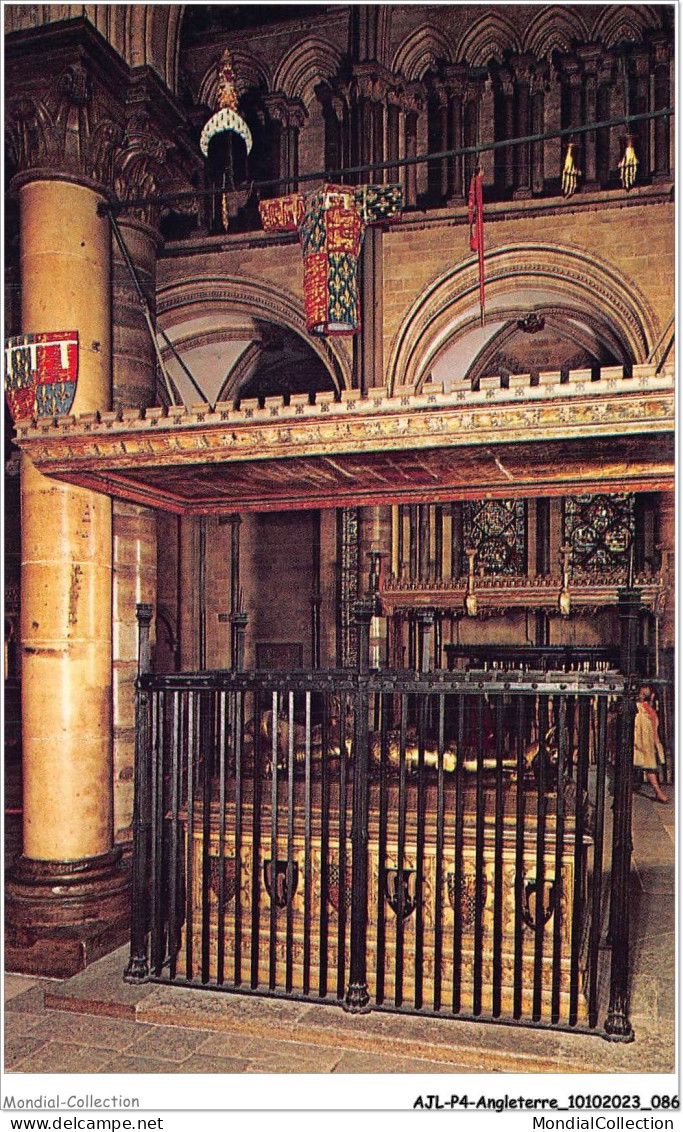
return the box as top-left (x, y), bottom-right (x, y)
top-left (126, 612), bottom-right (636, 1041)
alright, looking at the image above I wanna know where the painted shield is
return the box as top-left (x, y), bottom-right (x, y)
top-left (4, 331), bottom-right (79, 421)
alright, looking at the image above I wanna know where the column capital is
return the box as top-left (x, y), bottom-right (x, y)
top-left (557, 54), bottom-right (584, 86)
top-left (350, 61), bottom-right (394, 103)
top-left (5, 18), bottom-right (200, 225)
top-left (577, 42), bottom-right (604, 76)
top-left (262, 92), bottom-right (308, 131)
top-left (509, 53), bottom-right (539, 85)
top-left (401, 81), bottom-right (427, 116)
top-left (650, 33), bottom-right (673, 69)
top-left (443, 63), bottom-right (470, 97)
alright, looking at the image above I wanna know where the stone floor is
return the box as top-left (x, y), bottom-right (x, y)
top-left (4, 785), bottom-right (675, 1075)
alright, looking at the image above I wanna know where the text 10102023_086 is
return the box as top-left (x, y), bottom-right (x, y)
top-left (412, 1095), bottom-right (680, 1112)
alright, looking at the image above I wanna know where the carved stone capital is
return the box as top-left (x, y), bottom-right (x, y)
top-left (350, 61), bottom-right (394, 104)
top-left (401, 81), bottom-right (426, 117)
top-left (6, 18), bottom-right (200, 222)
top-left (509, 53), bottom-right (538, 86)
top-left (577, 43), bottom-right (603, 76)
top-left (443, 63), bottom-right (469, 99)
top-left (557, 55), bottom-right (584, 86)
top-left (651, 33), bottom-right (672, 70)
top-left (262, 94), bottom-right (307, 132)
top-left (422, 74), bottom-right (446, 108)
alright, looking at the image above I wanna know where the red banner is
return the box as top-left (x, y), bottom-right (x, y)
top-left (468, 172), bottom-right (485, 326)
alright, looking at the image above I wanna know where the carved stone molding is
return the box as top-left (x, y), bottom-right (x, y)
top-left (5, 19), bottom-right (200, 216)
top-left (262, 93), bottom-right (308, 131)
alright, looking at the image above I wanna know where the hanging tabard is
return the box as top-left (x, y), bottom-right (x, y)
top-left (259, 183), bottom-right (402, 336)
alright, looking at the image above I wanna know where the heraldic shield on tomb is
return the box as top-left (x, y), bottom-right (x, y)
top-left (4, 331), bottom-right (79, 420)
top-left (259, 184), bottom-right (402, 335)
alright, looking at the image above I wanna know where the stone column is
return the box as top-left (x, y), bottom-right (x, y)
top-left (578, 45), bottom-right (602, 189)
top-left (7, 178), bottom-right (128, 976)
top-left (402, 84), bottom-right (425, 207)
top-left (651, 36), bottom-right (672, 181)
top-left (263, 94), bottom-right (307, 195)
top-left (445, 65), bottom-right (468, 203)
top-left (511, 55), bottom-right (535, 199)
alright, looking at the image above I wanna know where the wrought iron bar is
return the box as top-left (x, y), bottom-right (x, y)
top-left (101, 107), bottom-right (675, 214)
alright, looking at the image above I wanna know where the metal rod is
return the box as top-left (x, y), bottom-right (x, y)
top-left (569, 696), bottom-right (589, 1026)
top-left (233, 689), bottom-right (243, 986)
top-left (492, 694), bottom-right (504, 1018)
top-left (216, 690), bottom-right (227, 986)
top-left (318, 693), bottom-right (330, 998)
top-left (250, 690), bottom-right (263, 989)
top-left (513, 695), bottom-right (526, 1019)
top-left (376, 694), bottom-right (389, 1005)
top-left (124, 605), bottom-right (154, 982)
top-left (168, 691), bottom-right (180, 983)
top-left (200, 690), bottom-right (213, 983)
top-left (452, 692), bottom-right (466, 1014)
top-left (303, 691), bottom-right (312, 996)
top-left (395, 694), bottom-right (408, 1007)
top-left (551, 696), bottom-right (567, 1024)
top-left (433, 694), bottom-right (446, 1011)
top-left (588, 696), bottom-right (607, 1028)
top-left (337, 693), bottom-right (349, 1000)
top-left (285, 691), bottom-right (295, 993)
top-left (185, 691), bottom-right (196, 981)
top-left (414, 694), bottom-right (426, 1009)
top-left (532, 695), bottom-right (549, 1021)
top-left (473, 694), bottom-right (485, 1016)
top-left (268, 691), bottom-right (278, 991)
top-left (100, 107), bottom-right (674, 215)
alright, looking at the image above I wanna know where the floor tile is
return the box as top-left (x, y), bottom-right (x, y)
top-left (123, 1024), bottom-right (212, 1062)
top-left (37, 1011), bottom-right (142, 1051)
top-left (4, 1034), bottom-right (49, 1070)
top-left (174, 1055), bottom-right (251, 1073)
top-left (4, 975), bottom-right (39, 1002)
top-left (9, 1041), bottom-right (113, 1074)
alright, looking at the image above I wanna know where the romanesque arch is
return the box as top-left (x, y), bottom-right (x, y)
top-left (386, 244), bottom-right (660, 393)
top-left (157, 275), bottom-right (352, 399)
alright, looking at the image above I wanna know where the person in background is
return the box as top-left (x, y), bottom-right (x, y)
top-left (634, 684), bottom-right (669, 803)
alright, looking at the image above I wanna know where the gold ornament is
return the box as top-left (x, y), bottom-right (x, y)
top-left (618, 135), bottom-right (638, 191)
top-left (561, 141), bottom-right (581, 198)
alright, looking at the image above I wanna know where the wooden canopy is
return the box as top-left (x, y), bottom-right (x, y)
top-left (13, 365), bottom-right (674, 514)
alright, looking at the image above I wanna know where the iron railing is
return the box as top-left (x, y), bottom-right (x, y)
top-left (125, 610), bottom-right (636, 1041)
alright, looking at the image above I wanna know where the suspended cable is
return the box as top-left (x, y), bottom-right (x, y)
top-left (98, 106), bottom-right (674, 217)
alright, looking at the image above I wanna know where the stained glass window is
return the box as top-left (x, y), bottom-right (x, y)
top-left (462, 499), bottom-right (527, 576)
top-left (564, 494), bottom-right (634, 571)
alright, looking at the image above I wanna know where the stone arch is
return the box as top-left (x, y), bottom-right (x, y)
top-left (198, 49), bottom-right (271, 107)
top-left (590, 5), bottom-right (662, 49)
top-left (386, 244), bottom-right (660, 393)
top-left (157, 275), bottom-right (352, 396)
top-left (522, 7), bottom-right (590, 59)
top-left (273, 38), bottom-right (342, 103)
top-left (391, 24), bottom-right (456, 81)
top-left (456, 12), bottom-right (521, 66)
top-left (375, 6), bottom-right (393, 70)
